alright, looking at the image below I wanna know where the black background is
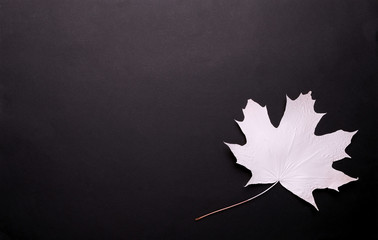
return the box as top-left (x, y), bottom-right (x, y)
top-left (1, 1), bottom-right (377, 239)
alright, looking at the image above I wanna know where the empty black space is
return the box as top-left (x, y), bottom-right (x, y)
top-left (0, 1), bottom-right (377, 239)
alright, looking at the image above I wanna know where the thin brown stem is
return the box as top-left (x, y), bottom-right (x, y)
top-left (195, 181), bottom-right (278, 221)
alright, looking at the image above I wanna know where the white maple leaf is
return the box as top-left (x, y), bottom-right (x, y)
top-left (196, 92), bottom-right (357, 220)
top-left (225, 91), bottom-right (357, 210)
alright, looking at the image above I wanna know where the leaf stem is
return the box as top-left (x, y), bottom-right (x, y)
top-left (195, 181), bottom-right (278, 221)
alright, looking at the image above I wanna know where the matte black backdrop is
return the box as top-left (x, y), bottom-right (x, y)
top-left (0, 1), bottom-right (377, 239)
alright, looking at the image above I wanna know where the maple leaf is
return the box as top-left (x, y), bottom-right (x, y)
top-left (196, 92), bottom-right (357, 220)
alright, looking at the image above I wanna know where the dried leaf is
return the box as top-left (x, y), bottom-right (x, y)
top-left (226, 91), bottom-right (357, 210)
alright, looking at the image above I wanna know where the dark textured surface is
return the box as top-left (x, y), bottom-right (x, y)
top-left (0, 1), bottom-right (377, 239)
